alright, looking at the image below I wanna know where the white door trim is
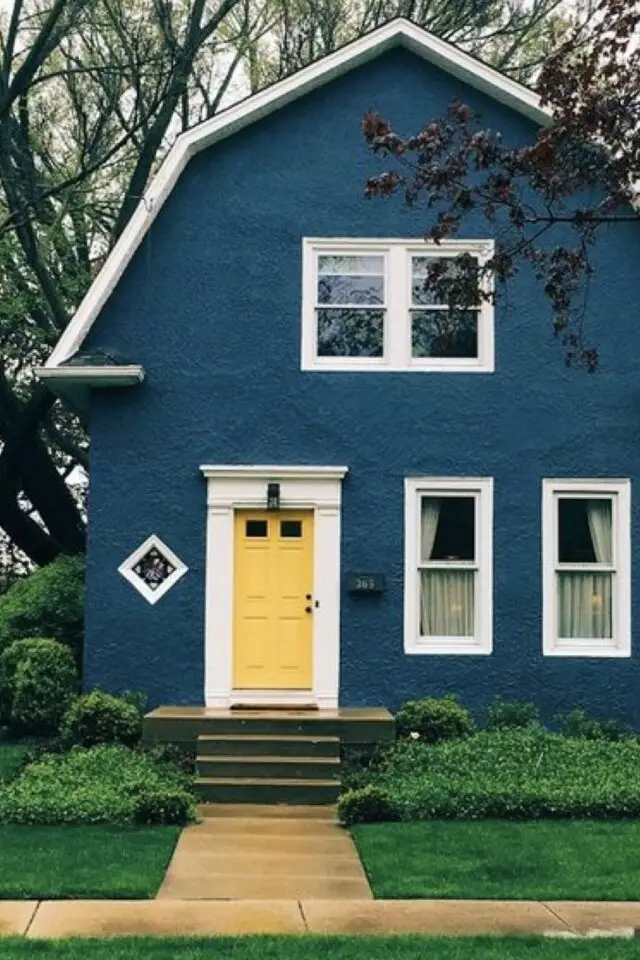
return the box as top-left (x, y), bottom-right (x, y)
top-left (201, 464), bottom-right (348, 708)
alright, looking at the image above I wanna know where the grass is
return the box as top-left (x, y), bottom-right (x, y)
top-left (1, 939), bottom-right (640, 960)
top-left (351, 820), bottom-right (640, 900)
top-left (0, 825), bottom-right (180, 899)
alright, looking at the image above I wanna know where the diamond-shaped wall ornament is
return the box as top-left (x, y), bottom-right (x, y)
top-left (118, 535), bottom-right (188, 604)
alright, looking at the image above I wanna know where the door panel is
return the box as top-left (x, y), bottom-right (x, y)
top-left (233, 510), bottom-right (314, 689)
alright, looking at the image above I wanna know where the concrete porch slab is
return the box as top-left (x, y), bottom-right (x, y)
top-left (199, 804), bottom-right (336, 819)
top-left (26, 900), bottom-right (305, 938)
top-left (301, 899), bottom-right (572, 935)
top-left (0, 902), bottom-right (38, 937)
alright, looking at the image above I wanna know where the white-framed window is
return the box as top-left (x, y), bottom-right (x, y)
top-left (542, 479), bottom-right (631, 657)
top-left (404, 477), bottom-right (493, 655)
top-left (301, 238), bottom-right (495, 372)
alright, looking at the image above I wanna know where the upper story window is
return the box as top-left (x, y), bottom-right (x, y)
top-left (542, 479), bottom-right (631, 657)
top-left (302, 238), bottom-right (495, 372)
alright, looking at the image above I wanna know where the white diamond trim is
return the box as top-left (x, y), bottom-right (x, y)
top-left (118, 534), bottom-right (188, 605)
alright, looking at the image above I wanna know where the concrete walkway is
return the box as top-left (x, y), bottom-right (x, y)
top-left (3, 899), bottom-right (640, 939)
top-left (157, 804), bottom-right (372, 900)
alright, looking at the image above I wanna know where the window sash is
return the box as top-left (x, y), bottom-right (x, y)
top-left (303, 240), bottom-right (494, 371)
top-left (405, 478), bottom-right (493, 655)
top-left (542, 480), bottom-right (630, 657)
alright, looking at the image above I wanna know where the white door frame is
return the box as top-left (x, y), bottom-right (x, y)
top-left (200, 465), bottom-right (348, 708)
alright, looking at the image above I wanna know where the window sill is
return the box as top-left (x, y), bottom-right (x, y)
top-left (405, 639), bottom-right (492, 656)
top-left (544, 641), bottom-right (630, 658)
top-left (302, 360), bottom-right (495, 373)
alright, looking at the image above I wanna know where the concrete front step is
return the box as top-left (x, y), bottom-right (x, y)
top-left (196, 755), bottom-right (341, 780)
top-left (195, 776), bottom-right (341, 804)
top-left (197, 734), bottom-right (340, 757)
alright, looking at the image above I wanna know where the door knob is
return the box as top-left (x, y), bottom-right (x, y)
top-left (305, 606), bottom-right (312, 614)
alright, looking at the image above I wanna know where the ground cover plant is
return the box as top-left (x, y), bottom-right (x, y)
top-left (0, 743), bottom-right (196, 825)
top-left (352, 819), bottom-right (640, 900)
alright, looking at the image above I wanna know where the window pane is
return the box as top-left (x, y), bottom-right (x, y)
top-left (420, 569), bottom-right (475, 636)
top-left (421, 496), bottom-right (475, 561)
top-left (316, 308), bottom-right (384, 357)
top-left (246, 519), bottom-right (268, 538)
top-left (412, 257), bottom-right (461, 305)
top-left (558, 498), bottom-right (612, 564)
top-left (318, 274), bottom-right (384, 305)
top-left (318, 255), bottom-right (383, 275)
top-left (412, 310), bottom-right (478, 359)
top-left (281, 520), bottom-right (302, 538)
top-left (557, 571), bottom-right (612, 638)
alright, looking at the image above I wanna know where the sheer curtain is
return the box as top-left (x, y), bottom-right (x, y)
top-left (558, 500), bottom-right (612, 639)
top-left (420, 498), bottom-right (474, 638)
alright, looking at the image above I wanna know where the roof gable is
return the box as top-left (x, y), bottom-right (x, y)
top-left (44, 17), bottom-right (549, 370)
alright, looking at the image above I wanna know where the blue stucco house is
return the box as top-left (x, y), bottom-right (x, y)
top-left (40, 19), bottom-right (640, 735)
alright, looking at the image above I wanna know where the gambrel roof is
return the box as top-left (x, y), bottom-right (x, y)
top-left (40, 17), bottom-right (550, 383)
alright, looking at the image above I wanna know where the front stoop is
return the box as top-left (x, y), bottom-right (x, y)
top-left (143, 707), bottom-right (394, 805)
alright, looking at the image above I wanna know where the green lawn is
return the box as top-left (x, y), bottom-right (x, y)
top-left (0, 939), bottom-right (640, 960)
top-left (352, 820), bottom-right (640, 900)
top-left (0, 826), bottom-right (180, 899)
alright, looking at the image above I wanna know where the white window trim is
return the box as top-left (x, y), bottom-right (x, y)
top-left (302, 238), bottom-right (495, 373)
top-left (404, 477), bottom-right (493, 655)
top-left (118, 534), bottom-right (188, 605)
top-left (542, 479), bottom-right (631, 658)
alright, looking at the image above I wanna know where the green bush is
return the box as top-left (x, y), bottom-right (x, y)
top-left (486, 696), bottom-right (540, 731)
top-left (395, 694), bottom-right (474, 744)
top-left (60, 690), bottom-right (143, 748)
top-left (0, 637), bottom-right (78, 733)
top-left (348, 729), bottom-right (640, 822)
top-left (0, 743), bottom-right (197, 825)
top-left (555, 708), bottom-right (634, 742)
top-left (338, 785), bottom-right (401, 826)
top-left (0, 555), bottom-right (84, 658)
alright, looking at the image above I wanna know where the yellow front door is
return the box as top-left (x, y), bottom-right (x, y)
top-left (233, 510), bottom-right (314, 689)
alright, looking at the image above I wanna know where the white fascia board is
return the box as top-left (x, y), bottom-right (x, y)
top-left (46, 19), bottom-right (549, 370)
top-left (37, 364), bottom-right (145, 386)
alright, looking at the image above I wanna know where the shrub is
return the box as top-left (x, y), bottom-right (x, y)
top-left (0, 637), bottom-right (78, 733)
top-left (0, 555), bottom-right (84, 659)
top-left (395, 694), bottom-right (474, 744)
top-left (132, 788), bottom-right (194, 825)
top-left (140, 742), bottom-right (196, 777)
top-left (60, 690), bottom-right (143, 748)
top-left (0, 743), bottom-right (197, 825)
top-left (486, 696), bottom-right (540, 731)
top-left (355, 729), bottom-right (640, 821)
top-left (555, 708), bottom-right (633, 742)
top-left (338, 785), bottom-right (401, 826)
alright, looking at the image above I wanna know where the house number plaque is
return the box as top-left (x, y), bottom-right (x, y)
top-left (347, 573), bottom-right (385, 594)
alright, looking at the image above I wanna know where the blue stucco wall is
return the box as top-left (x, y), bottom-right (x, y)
top-left (84, 46), bottom-right (640, 724)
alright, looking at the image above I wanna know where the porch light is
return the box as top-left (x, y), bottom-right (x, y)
top-left (267, 482), bottom-right (280, 510)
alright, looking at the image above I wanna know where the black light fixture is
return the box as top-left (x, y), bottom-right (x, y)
top-left (267, 482), bottom-right (280, 511)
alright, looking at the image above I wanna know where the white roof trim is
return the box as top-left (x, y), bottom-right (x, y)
top-left (37, 364), bottom-right (144, 384)
top-left (45, 18), bottom-right (550, 370)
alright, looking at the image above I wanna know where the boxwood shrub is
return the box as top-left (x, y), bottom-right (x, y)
top-left (0, 555), bottom-right (84, 659)
top-left (0, 744), bottom-right (197, 825)
top-left (339, 729), bottom-right (640, 824)
top-left (0, 637), bottom-right (78, 733)
top-left (395, 694), bottom-right (474, 743)
top-left (60, 690), bottom-right (143, 748)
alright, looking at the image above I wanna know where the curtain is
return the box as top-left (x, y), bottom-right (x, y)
top-left (419, 498), bottom-right (474, 637)
top-left (558, 500), bottom-right (613, 639)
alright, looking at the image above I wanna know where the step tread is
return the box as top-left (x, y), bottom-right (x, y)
top-left (197, 734), bottom-right (340, 742)
top-left (196, 777), bottom-right (341, 787)
top-left (197, 755), bottom-right (340, 764)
